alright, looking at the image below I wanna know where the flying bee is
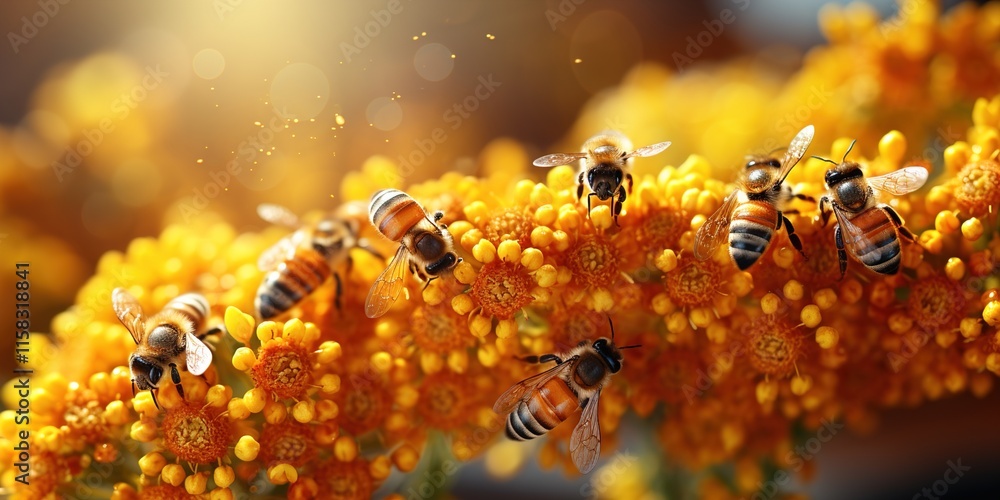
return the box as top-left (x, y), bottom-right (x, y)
top-left (817, 141), bottom-right (928, 277)
top-left (533, 131), bottom-right (671, 224)
top-left (694, 125), bottom-right (815, 269)
top-left (365, 189), bottom-right (461, 318)
top-left (255, 203), bottom-right (379, 319)
top-left (493, 318), bottom-right (639, 474)
top-left (112, 288), bottom-right (218, 409)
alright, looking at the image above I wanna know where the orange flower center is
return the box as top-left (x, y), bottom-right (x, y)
top-left (744, 315), bottom-right (802, 376)
top-left (259, 422), bottom-right (316, 467)
top-left (471, 261), bottom-right (534, 319)
top-left (64, 399), bottom-right (109, 444)
top-left (567, 236), bottom-right (620, 288)
top-left (637, 209), bottom-right (686, 254)
top-left (907, 276), bottom-right (966, 331)
top-left (412, 306), bottom-right (469, 353)
top-left (253, 338), bottom-right (311, 400)
top-left (666, 260), bottom-right (723, 307)
top-left (161, 404), bottom-right (231, 464)
top-left (485, 208), bottom-right (535, 249)
top-left (338, 383), bottom-right (390, 435)
top-left (317, 459), bottom-right (374, 500)
top-left (418, 374), bottom-right (469, 429)
top-left (955, 159), bottom-right (1000, 217)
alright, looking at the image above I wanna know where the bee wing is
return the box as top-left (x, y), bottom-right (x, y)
top-left (867, 166), bottom-right (929, 197)
top-left (624, 141), bottom-right (672, 159)
top-left (184, 332), bottom-right (213, 376)
top-left (112, 288), bottom-right (146, 344)
top-left (832, 204), bottom-right (880, 263)
top-left (364, 245), bottom-right (410, 318)
top-left (533, 153), bottom-right (588, 167)
top-left (257, 235), bottom-right (299, 271)
top-left (693, 190), bottom-right (740, 261)
top-left (257, 203), bottom-right (300, 227)
top-left (777, 125), bottom-right (814, 183)
top-left (570, 390), bottom-right (602, 474)
top-left (492, 360), bottom-right (576, 415)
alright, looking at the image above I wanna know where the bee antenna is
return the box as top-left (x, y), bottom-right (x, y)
top-left (811, 155), bottom-right (838, 165)
top-left (619, 344), bottom-right (642, 350)
top-left (842, 139), bottom-right (857, 163)
top-left (606, 315), bottom-right (615, 342)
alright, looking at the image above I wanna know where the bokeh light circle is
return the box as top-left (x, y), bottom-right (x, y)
top-left (192, 49), bottom-right (226, 80)
top-left (414, 43), bottom-right (455, 82)
top-left (269, 63), bottom-right (330, 120)
top-left (366, 97), bottom-right (403, 131)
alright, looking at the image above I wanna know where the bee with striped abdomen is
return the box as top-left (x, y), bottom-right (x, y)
top-left (113, 288), bottom-right (218, 409)
top-left (694, 125), bottom-right (815, 269)
top-left (533, 131), bottom-right (671, 225)
top-left (365, 189), bottom-right (460, 318)
top-left (817, 142), bottom-right (928, 277)
top-left (493, 318), bottom-right (638, 474)
top-left (255, 203), bottom-right (379, 319)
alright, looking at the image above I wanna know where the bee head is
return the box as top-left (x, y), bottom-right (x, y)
top-left (130, 355), bottom-right (163, 390)
top-left (592, 338), bottom-right (623, 374)
top-left (588, 166), bottom-right (623, 200)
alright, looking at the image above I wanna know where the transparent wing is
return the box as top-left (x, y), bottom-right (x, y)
top-left (492, 360), bottom-right (576, 415)
top-left (257, 234), bottom-right (299, 271)
top-left (777, 125), bottom-right (814, 183)
top-left (693, 191), bottom-right (740, 261)
top-left (570, 390), bottom-right (602, 474)
top-left (184, 332), bottom-right (213, 376)
top-left (624, 141), bottom-right (672, 159)
top-left (867, 166), bottom-right (928, 197)
top-left (833, 204), bottom-right (879, 263)
top-left (112, 288), bottom-right (146, 344)
top-left (533, 153), bottom-right (588, 167)
top-left (257, 203), bottom-right (300, 227)
top-left (364, 246), bottom-right (409, 318)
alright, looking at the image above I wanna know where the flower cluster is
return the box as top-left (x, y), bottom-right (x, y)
top-left (2, 1), bottom-right (1000, 498)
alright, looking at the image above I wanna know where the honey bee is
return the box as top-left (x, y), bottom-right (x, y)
top-left (817, 142), bottom-right (928, 277)
top-left (365, 189), bottom-right (460, 318)
top-left (112, 288), bottom-right (218, 408)
top-left (694, 125), bottom-right (815, 269)
top-left (493, 318), bottom-right (639, 474)
top-left (255, 203), bottom-right (379, 319)
top-left (533, 131), bottom-right (671, 224)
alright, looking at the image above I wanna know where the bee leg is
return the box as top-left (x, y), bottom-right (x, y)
top-left (333, 272), bottom-right (344, 310)
top-left (613, 185), bottom-right (627, 226)
top-left (518, 353), bottom-right (564, 365)
top-left (357, 239), bottom-right (385, 260)
top-left (780, 213), bottom-right (807, 260)
top-left (819, 197), bottom-right (832, 226)
top-left (170, 363), bottom-right (184, 399)
top-left (422, 276), bottom-right (437, 291)
top-left (883, 207), bottom-right (916, 242)
top-left (131, 380), bottom-right (137, 397)
top-left (793, 192), bottom-right (816, 203)
top-left (577, 171), bottom-right (586, 200)
top-left (150, 389), bottom-right (160, 409)
top-left (834, 224), bottom-right (848, 279)
top-left (625, 173), bottom-right (633, 194)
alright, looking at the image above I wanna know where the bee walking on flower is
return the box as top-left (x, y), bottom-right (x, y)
top-left (816, 141), bottom-right (928, 277)
top-left (365, 188), bottom-right (461, 318)
top-left (112, 288), bottom-right (219, 409)
top-left (694, 125), bottom-right (815, 270)
top-left (493, 317), bottom-right (639, 473)
top-left (533, 130), bottom-right (671, 225)
top-left (255, 203), bottom-right (379, 319)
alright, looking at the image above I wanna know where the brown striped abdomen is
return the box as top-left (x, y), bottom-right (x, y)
top-left (369, 189), bottom-right (425, 242)
top-left (506, 378), bottom-right (579, 441)
top-left (163, 293), bottom-right (210, 327)
top-left (728, 201), bottom-right (778, 270)
top-left (845, 208), bottom-right (900, 275)
top-left (255, 248), bottom-right (330, 319)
